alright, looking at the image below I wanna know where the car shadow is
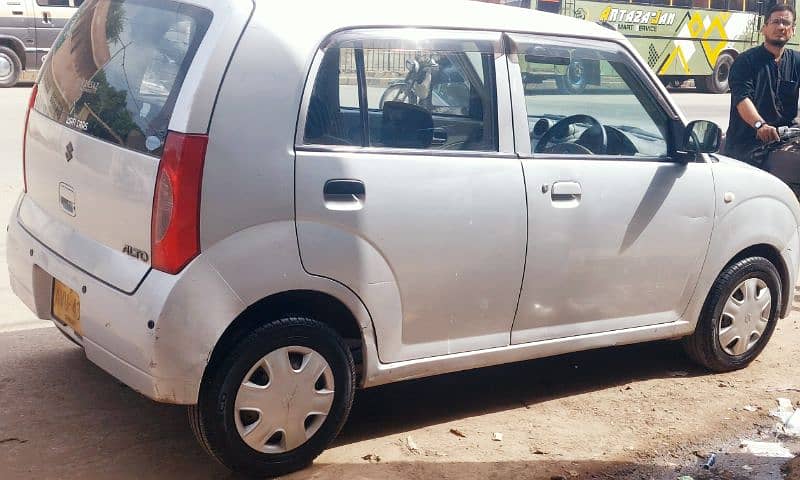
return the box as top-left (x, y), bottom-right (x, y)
top-left (339, 339), bottom-right (702, 445)
top-left (286, 454), bottom-right (782, 480)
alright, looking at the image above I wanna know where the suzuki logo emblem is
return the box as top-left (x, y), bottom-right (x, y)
top-left (65, 142), bottom-right (73, 162)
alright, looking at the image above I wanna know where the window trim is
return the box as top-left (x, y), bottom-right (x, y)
top-left (295, 143), bottom-right (517, 159)
top-left (320, 28), bottom-right (503, 54)
top-left (355, 48), bottom-right (369, 147)
top-left (296, 28), bottom-right (510, 154)
top-left (521, 153), bottom-right (681, 163)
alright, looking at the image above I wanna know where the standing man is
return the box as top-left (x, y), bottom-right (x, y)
top-left (725, 3), bottom-right (800, 163)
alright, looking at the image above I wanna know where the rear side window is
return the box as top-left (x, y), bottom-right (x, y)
top-left (35, 0), bottom-right (212, 157)
top-left (304, 36), bottom-right (498, 152)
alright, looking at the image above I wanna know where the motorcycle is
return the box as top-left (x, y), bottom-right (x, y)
top-left (378, 56), bottom-right (440, 109)
top-left (747, 125), bottom-right (800, 198)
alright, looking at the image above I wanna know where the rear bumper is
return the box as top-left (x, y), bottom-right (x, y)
top-left (7, 195), bottom-right (245, 404)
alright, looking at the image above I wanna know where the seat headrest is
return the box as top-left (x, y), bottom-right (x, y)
top-left (381, 101), bottom-right (434, 149)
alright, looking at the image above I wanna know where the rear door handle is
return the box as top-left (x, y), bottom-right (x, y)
top-left (323, 179), bottom-right (365, 211)
top-left (550, 181), bottom-right (582, 205)
top-left (430, 127), bottom-right (448, 146)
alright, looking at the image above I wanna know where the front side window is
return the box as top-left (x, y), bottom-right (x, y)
top-left (515, 36), bottom-right (669, 158)
top-left (304, 34), bottom-right (498, 152)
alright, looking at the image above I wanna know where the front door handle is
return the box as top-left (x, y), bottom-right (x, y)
top-left (323, 179), bottom-right (365, 211)
top-left (550, 181), bottom-right (582, 206)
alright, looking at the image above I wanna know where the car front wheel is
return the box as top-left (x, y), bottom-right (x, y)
top-left (189, 317), bottom-right (355, 477)
top-left (683, 256), bottom-right (781, 372)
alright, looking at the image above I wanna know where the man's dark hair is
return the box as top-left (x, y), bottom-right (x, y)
top-left (765, 3), bottom-right (796, 24)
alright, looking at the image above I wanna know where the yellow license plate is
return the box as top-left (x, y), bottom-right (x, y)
top-left (52, 279), bottom-right (81, 335)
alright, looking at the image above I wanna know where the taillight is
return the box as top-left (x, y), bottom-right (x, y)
top-left (151, 131), bottom-right (208, 274)
top-left (22, 84), bottom-right (38, 193)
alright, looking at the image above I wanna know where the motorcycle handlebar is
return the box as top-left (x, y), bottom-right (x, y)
top-left (777, 126), bottom-right (800, 140)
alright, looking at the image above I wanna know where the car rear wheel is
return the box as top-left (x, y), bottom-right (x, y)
top-left (189, 317), bottom-right (355, 477)
top-left (683, 257), bottom-right (781, 372)
top-left (0, 46), bottom-right (22, 88)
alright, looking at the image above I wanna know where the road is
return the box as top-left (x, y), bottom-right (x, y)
top-left (2, 86), bottom-right (797, 480)
top-left (0, 86), bottom-right (49, 333)
top-left (670, 88), bottom-right (732, 130)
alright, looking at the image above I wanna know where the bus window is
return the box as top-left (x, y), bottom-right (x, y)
top-left (729, 0), bottom-right (745, 10)
top-left (711, 0), bottom-right (728, 9)
top-left (745, 0), bottom-right (762, 11)
top-left (672, 0), bottom-right (692, 7)
top-left (536, 0), bottom-right (561, 13)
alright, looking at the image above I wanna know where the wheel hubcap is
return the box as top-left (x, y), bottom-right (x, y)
top-left (234, 346), bottom-right (334, 453)
top-left (718, 278), bottom-right (771, 356)
top-left (0, 55), bottom-right (12, 80)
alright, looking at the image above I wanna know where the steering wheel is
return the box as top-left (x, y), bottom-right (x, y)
top-left (535, 114), bottom-right (607, 155)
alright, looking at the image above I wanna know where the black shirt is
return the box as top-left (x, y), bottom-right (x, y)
top-left (725, 45), bottom-right (800, 161)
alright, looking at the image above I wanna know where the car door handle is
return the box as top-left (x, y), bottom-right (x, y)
top-left (12, 10), bottom-right (24, 15)
top-left (42, 11), bottom-right (52, 24)
top-left (550, 181), bottom-right (582, 204)
top-left (323, 179), bottom-right (365, 211)
top-left (430, 127), bottom-right (448, 146)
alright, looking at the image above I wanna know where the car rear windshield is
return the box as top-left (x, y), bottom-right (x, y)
top-left (35, 0), bottom-right (212, 157)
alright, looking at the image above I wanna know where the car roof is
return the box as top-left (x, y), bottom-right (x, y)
top-left (252, 0), bottom-right (625, 60)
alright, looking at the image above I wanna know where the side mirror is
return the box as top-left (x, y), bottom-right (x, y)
top-left (681, 120), bottom-right (722, 154)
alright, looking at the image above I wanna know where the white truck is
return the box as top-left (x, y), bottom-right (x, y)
top-left (0, 0), bottom-right (81, 87)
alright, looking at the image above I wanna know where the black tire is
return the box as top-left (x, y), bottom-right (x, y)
top-left (556, 60), bottom-right (588, 94)
top-left (683, 257), bottom-right (781, 372)
top-left (189, 317), bottom-right (356, 477)
top-left (379, 82), bottom-right (414, 108)
top-left (0, 46), bottom-right (22, 88)
top-left (696, 53), bottom-right (734, 94)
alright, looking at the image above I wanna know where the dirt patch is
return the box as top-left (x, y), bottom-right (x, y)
top-left (2, 316), bottom-right (800, 479)
top-left (783, 456), bottom-right (800, 480)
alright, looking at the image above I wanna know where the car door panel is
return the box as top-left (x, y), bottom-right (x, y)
top-left (31, 0), bottom-right (73, 68)
top-left (507, 34), bottom-right (715, 343)
top-left (296, 151), bottom-right (527, 362)
top-left (296, 32), bottom-right (525, 363)
top-left (2, 0), bottom-right (35, 67)
top-left (513, 159), bottom-right (713, 344)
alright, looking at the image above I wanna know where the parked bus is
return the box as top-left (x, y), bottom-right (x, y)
top-left (0, 0), bottom-right (82, 87)
top-left (484, 0), bottom-right (796, 93)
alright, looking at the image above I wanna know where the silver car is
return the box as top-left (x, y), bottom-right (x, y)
top-left (7, 0), bottom-right (800, 476)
